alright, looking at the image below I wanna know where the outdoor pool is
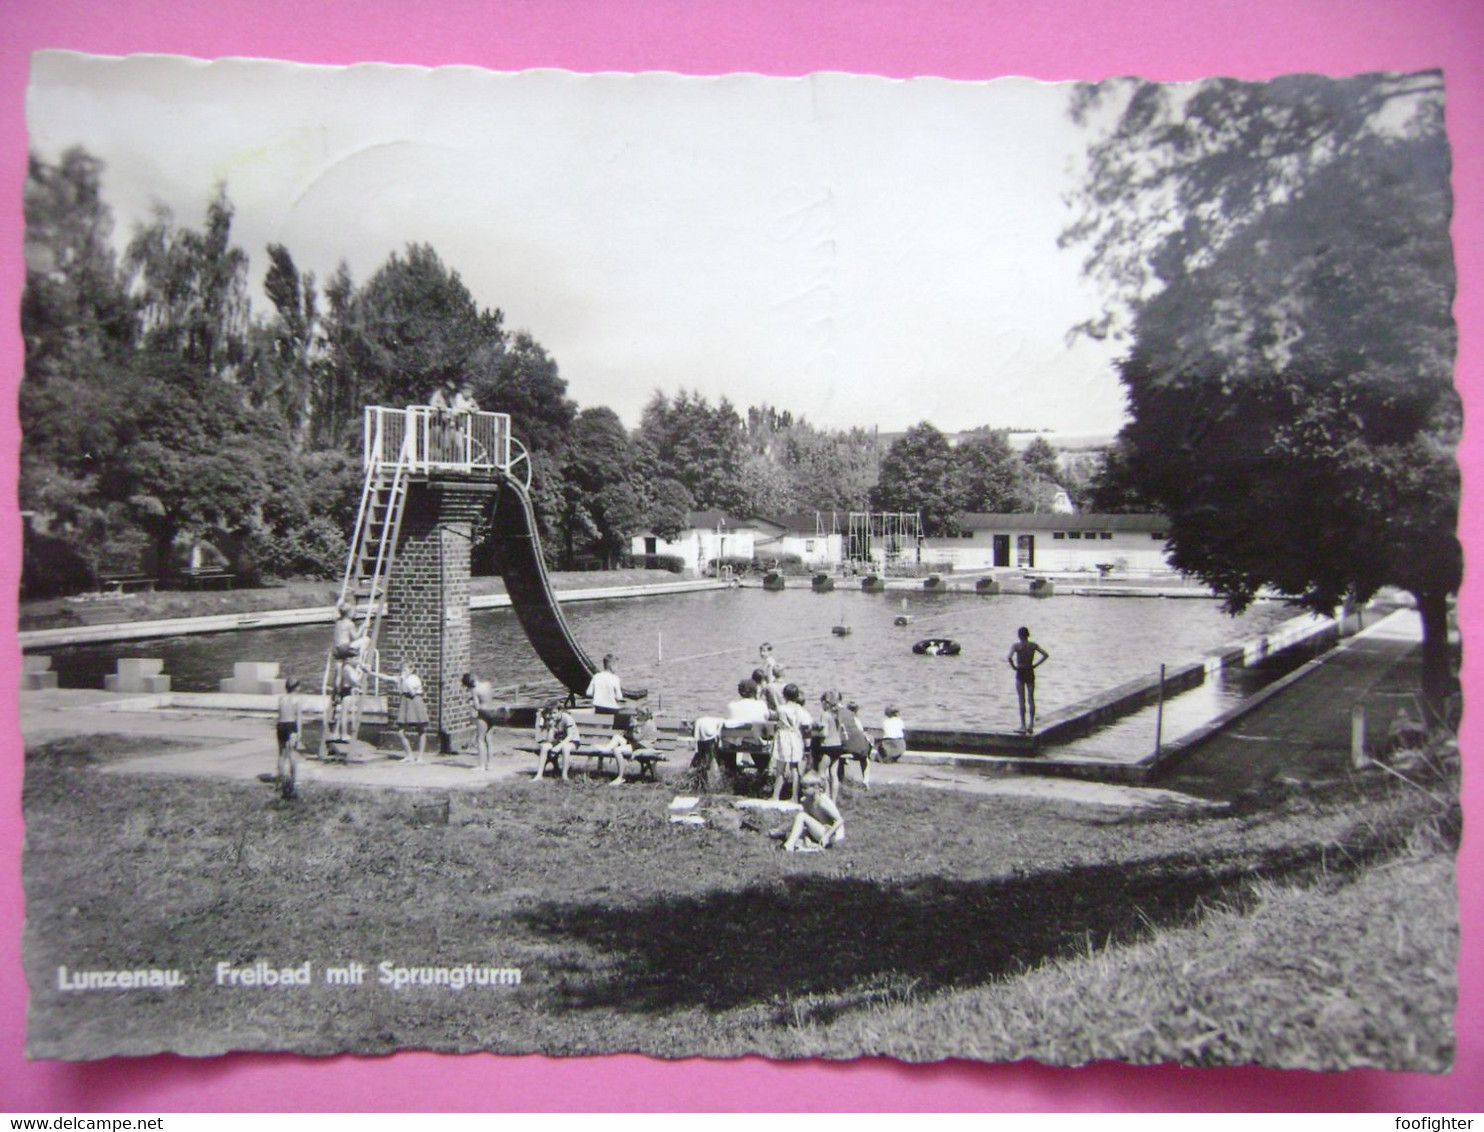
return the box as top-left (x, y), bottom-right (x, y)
top-left (36, 587), bottom-right (1312, 733)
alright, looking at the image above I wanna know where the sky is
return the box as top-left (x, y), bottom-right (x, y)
top-left (25, 51), bottom-right (1130, 437)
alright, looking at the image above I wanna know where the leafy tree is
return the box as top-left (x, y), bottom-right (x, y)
top-left (647, 478), bottom-right (695, 542)
top-left (468, 329), bottom-right (575, 459)
top-left (559, 407), bottom-right (638, 564)
top-left (1063, 71), bottom-right (1460, 716)
top-left (313, 260), bottom-right (362, 451)
top-left (98, 357), bottom-right (276, 584)
top-left (954, 427), bottom-right (1023, 512)
top-left (22, 147), bottom-right (135, 382)
top-left (256, 242), bottom-right (319, 438)
top-left (352, 243), bottom-right (501, 406)
top-left (738, 451), bottom-right (796, 517)
top-left (870, 422), bottom-right (961, 536)
top-left (125, 184), bottom-right (251, 377)
top-left (638, 390), bottom-right (747, 511)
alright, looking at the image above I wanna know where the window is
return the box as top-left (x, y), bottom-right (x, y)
top-left (961, 530), bottom-right (973, 539)
top-left (1068, 532), bottom-right (1082, 539)
top-left (805, 539), bottom-right (815, 553)
top-left (1151, 531), bottom-right (1166, 540)
top-left (1100, 532), bottom-right (1113, 540)
top-left (1052, 532), bottom-right (1065, 540)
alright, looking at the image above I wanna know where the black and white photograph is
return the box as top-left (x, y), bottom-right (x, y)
top-left (18, 52), bottom-right (1461, 1068)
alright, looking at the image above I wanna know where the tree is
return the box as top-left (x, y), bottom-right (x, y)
top-left (467, 329), bottom-right (575, 459)
top-left (352, 243), bottom-right (501, 406)
top-left (99, 357), bottom-right (277, 584)
top-left (870, 422), bottom-right (962, 536)
top-left (638, 390), bottom-right (747, 511)
top-left (1063, 71), bottom-right (1460, 717)
top-left (954, 427), bottom-right (1023, 512)
top-left (257, 242), bottom-right (319, 439)
top-left (560, 408), bottom-right (638, 565)
top-left (646, 478), bottom-right (695, 542)
top-left (125, 184), bottom-right (251, 377)
top-left (22, 147), bottom-right (135, 383)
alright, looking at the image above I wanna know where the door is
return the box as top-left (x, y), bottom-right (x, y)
top-left (1016, 534), bottom-right (1034, 568)
top-left (992, 535), bottom-right (1011, 567)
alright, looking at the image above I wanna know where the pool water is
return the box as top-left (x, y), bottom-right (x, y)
top-left (37, 588), bottom-right (1308, 733)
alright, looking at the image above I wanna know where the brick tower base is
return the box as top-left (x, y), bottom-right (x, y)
top-left (383, 480), bottom-right (498, 753)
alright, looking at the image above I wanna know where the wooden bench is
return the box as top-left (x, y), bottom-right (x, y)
top-left (515, 736), bottom-right (675, 781)
top-left (98, 572), bottom-right (156, 596)
top-left (181, 568), bottom-right (236, 590)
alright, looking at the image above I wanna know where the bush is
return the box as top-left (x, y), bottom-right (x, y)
top-left (639, 554), bottom-right (685, 574)
top-left (711, 556), bottom-right (756, 576)
top-left (240, 516), bottom-right (348, 583)
top-left (756, 553), bottom-right (807, 576)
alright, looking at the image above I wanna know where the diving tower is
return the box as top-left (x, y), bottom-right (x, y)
top-left (331, 405), bottom-right (597, 752)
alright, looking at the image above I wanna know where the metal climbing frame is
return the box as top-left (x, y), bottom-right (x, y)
top-left (847, 511), bottom-right (923, 574)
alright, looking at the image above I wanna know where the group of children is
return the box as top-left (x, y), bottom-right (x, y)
top-left (691, 642), bottom-right (905, 827)
top-left (531, 698), bottom-right (658, 784)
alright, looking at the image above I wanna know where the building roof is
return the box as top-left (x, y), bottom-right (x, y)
top-left (759, 511), bottom-right (846, 535)
top-left (953, 512), bottom-right (1168, 533)
top-left (674, 512), bottom-right (788, 533)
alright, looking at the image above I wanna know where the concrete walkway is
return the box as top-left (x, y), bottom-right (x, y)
top-left (19, 607), bottom-right (1428, 811)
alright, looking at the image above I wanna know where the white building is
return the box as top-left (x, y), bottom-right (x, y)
top-left (920, 513), bottom-right (1173, 573)
top-left (631, 511), bottom-right (761, 574)
top-left (753, 512), bottom-right (845, 570)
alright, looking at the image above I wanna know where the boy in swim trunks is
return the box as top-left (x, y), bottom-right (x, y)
top-left (275, 677), bottom-right (304, 799)
top-left (1007, 626), bottom-right (1049, 734)
top-left (462, 672), bottom-right (504, 770)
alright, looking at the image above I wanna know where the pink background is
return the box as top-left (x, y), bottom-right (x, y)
top-left (2, 0), bottom-right (1480, 1112)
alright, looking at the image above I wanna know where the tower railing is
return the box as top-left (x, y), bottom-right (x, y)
top-left (363, 405), bottom-right (513, 476)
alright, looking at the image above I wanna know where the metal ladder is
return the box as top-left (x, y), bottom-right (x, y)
top-left (322, 431), bottom-right (413, 742)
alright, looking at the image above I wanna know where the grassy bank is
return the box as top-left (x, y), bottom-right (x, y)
top-left (19, 569), bottom-right (686, 632)
top-left (22, 733), bottom-right (1457, 1067)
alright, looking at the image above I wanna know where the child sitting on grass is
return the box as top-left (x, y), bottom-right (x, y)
top-left (534, 700), bottom-right (579, 781)
top-left (597, 705), bottom-right (656, 786)
top-left (782, 772), bottom-right (844, 852)
top-left (275, 677), bottom-right (304, 800)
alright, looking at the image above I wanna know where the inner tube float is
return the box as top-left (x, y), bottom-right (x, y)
top-left (831, 624), bottom-right (853, 637)
top-left (893, 614), bottom-right (913, 626)
top-left (913, 637), bottom-right (961, 656)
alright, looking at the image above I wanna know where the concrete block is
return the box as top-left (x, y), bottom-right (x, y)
top-left (232, 661), bottom-right (281, 682)
top-left (23, 671), bottom-right (58, 691)
top-left (143, 675), bottom-right (171, 693)
top-left (22, 655), bottom-right (53, 675)
top-left (116, 658), bottom-right (164, 680)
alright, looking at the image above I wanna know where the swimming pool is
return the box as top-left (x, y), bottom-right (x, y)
top-left (35, 587), bottom-right (1308, 733)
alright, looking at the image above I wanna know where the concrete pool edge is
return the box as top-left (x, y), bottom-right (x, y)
top-left (899, 606), bottom-right (1416, 784)
top-left (17, 578), bottom-right (729, 649)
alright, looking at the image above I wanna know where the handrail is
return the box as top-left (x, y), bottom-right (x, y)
top-left (364, 405), bottom-right (514, 476)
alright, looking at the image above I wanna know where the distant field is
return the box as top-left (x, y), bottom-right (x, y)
top-left (22, 732), bottom-right (1457, 1067)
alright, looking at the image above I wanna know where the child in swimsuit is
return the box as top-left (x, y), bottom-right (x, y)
top-left (275, 678), bottom-right (303, 799)
top-left (534, 701), bottom-right (579, 781)
top-left (770, 683), bottom-right (812, 803)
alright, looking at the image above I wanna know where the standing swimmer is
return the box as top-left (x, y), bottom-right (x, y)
top-left (275, 678), bottom-right (304, 800)
top-left (1007, 626), bottom-right (1049, 734)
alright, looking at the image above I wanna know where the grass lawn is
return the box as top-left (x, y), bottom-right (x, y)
top-left (22, 734), bottom-right (1457, 1067)
top-left (18, 568), bottom-right (688, 631)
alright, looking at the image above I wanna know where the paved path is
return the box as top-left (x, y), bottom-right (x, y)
top-left (1160, 608), bottom-right (1426, 800)
top-left (19, 608), bottom-right (1428, 811)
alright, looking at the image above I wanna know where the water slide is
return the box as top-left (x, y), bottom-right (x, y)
top-left (492, 475), bottom-right (599, 696)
